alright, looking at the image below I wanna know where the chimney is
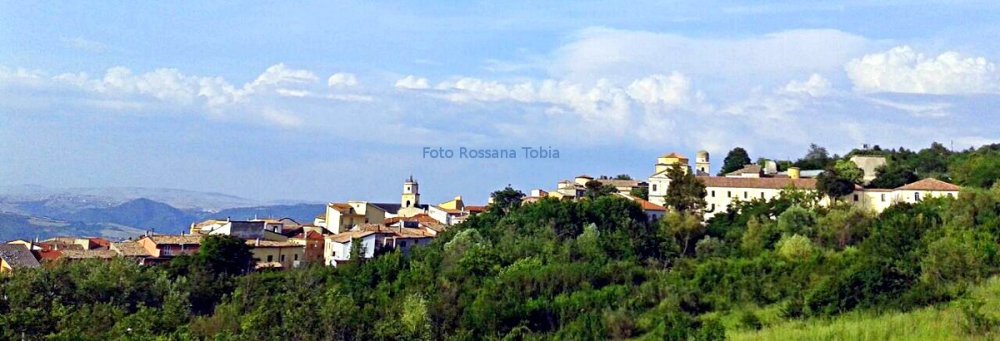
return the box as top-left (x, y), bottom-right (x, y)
top-left (255, 238), bottom-right (261, 247)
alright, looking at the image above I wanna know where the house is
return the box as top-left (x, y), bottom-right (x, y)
top-left (850, 155), bottom-right (888, 184)
top-left (324, 201), bottom-right (387, 234)
top-left (195, 219), bottom-right (287, 241)
top-left (0, 244), bottom-right (41, 275)
top-left (54, 249), bottom-right (118, 262)
top-left (137, 235), bottom-right (203, 265)
top-left (324, 230), bottom-right (381, 266)
top-left (288, 230), bottom-right (325, 265)
top-left (247, 239), bottom-right (304, 270)
top-left (111, 241), bottom-right (153, 264)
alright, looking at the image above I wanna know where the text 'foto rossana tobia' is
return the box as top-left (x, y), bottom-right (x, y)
top-left (422, 146), bottom-right (560, 159)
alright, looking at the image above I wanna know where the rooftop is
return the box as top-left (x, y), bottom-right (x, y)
top-left (145, 235), bottom-right (203, 245)
top-left (896, 178), bottom-right (961, 191)
top-left (0, 244), bottom-right (41, 269)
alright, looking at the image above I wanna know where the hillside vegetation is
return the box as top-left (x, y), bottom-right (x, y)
top-left (3, 179), bottom-right (1000, 339)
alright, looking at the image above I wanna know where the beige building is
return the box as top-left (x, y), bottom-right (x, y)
top-left (247, 239), bottom-right (304, 270)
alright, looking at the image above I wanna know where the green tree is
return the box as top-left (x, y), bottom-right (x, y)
top-left (196, 235), bottom-right (254, 276)
top-left (719, 147), bottom-right (752, 175)
top-left (868, 164), bottom-right (918, 189)
top-left (664, 164), bottom-right (707, 213)
top-left (833, 159), bottom-right (864, 184)
top-left (951, 152), bottom-right (1000, 188)
top-left (489, 185), bottom-right (526, 214)
top-left (816, 167), bottom-right (855, 200)
top-left (776, 234), bottom-right (816, 261)
top-left (795, 143), bottom-right (833, 170)
top-left (630, 186), bottom-right (649, 200)
top-left (584, 180), bottom-right (618, 199)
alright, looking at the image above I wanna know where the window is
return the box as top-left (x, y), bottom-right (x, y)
top-left (948, 193), bottom-right (954, 198)
top-left (727, 191), bottom-right (732, 198)
top-left (915, 192), bottom-right (921, 201)
top-left (652, 184), bottom-right (658, 192)
top-left (881, 193), bottom-right (886, 202)
top-left (400, 241), bottom-right (407, 247)
top-left (743, 192), bottom-right (748, 199)
top-left (280, 255), bottom-right (285, 262)
top-left (294, 254), bottom-right (299, 261)
top-left (711, 190), bottom-right (715, 197)
top-left (266, 255), bottom-right (273, 262)
top-left (760, 192), bottom-right (765, 199)
top-left (853, 194), bottom-right (859, 202)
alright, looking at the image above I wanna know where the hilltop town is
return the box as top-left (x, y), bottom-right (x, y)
top-left (0, 146), bottom-right (962, 275)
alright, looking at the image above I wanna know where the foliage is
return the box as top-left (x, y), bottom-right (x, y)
top-left (816, 167), bottom-right (855, 199)
top-left (584, 180), bottom-right (619, 200)
top-left (719, 147), bottom-right (752, 176)
top-left (6, 182), bottom-right (1000, 339)
top-left (489, 186), bottom-right (525, 214)
top-left (664, 163), bottom-right (708, 213)
top-left (833, 159), bottom-right (864, 185)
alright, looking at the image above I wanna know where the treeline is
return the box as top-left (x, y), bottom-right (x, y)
top-left (4, 185), bottom-right (1000, 339)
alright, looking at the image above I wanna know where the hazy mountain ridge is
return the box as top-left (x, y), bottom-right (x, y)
top-left (0, 186), bottom-right (325, 241)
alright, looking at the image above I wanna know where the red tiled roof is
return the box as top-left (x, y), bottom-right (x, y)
top-left (633, 197), bottom-right (666, 211)
top-left (697, 176), bottom-right (819, 190)
top-left (660, 152), bottom-right (687, 159)
top-left (329, 203), bottom-right (352, 213)
top-left (896, 178), bottom-right (961, 191)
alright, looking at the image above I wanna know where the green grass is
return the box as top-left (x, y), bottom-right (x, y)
top-left (728, 277), bottom-right (1000, 341)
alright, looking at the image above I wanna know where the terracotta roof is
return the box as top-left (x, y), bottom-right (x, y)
top-left (59, 249), bottom-right (118, 259)
top-left (896, 178), bottom-right (961, 191)
top-left (575, 175), bottom-right (594, 179)
top-left (87, 238), bottom-right (111, 249)
top-left (146, 235), bottom-right (203, 245)
top-left (697, 176), bottom-right (819, 190)
top-left (634, 197), bottom-right (666, 211)
top-left (36, 250), bottom-right (63, 262)
top-left (112, 241), bottom-right (151, 257)
top-left (328, 230), bottom-right (377, 243)
top-left (465, 206), bottom-right (486, 213)
top-left (0, 244), bottom-right (41, 269)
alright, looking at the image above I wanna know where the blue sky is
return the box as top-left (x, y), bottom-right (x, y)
top-left (2, 1), bottom-right (1000, 205)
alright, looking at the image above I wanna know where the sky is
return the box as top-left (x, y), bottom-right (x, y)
top-left (2, 1), bottom-right (1000, 205)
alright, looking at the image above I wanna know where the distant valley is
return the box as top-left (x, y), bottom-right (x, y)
top-left (0, 185), bottom-right (324, 241)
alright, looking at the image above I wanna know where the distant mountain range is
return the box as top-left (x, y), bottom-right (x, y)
top-left (0, 186), bottom-right (325, 241)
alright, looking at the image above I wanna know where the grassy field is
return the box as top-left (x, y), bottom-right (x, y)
top-left (728, 277), bottom-right (1000, 341)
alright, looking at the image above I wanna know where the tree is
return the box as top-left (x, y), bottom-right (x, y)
top-left (664, 164), bottom-right (707, 213)
top-left (795, 144), bottom-right (832, 170)
top-left (868, 164), bottom-right (918, 189)
top-left (951, 152), bottom-right (1000, 188)
top-left (613, 174), bottom-right (633, 180)
top-left (489, 185), bottom-right (525, 214)
top-left (816, 167), bottom-right (855, 200)
top-left (719, 147), bottom-right (752, 175)
top-left (196, 235), bottom-right (253, 276)
top-left (584, 180), bottom-right (618, 199)
top-left (833, 159), bottom-right (864, 185)
top-left (630, 186), bottom-right (649, 200)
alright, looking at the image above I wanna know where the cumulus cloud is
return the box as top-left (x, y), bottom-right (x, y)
top-left (394, 75), bottom-right (430, 89)
top-left (327, 73), bottom-right (359, 88)
top-left (779, 74), bottom-right (832, 97)
top-left (0, 63), bottom-right (371, 128)
top-left (846, 46), bottom-right (1000, 94)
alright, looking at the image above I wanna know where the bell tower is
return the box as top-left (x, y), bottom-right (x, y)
top-left (402, 175), bottom-right (420, 208)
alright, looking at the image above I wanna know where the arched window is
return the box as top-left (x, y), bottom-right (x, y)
top-left (406, 200), bottom-right (411, 207)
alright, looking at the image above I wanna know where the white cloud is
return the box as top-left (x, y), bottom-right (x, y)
top-left (627, 73), bottom-right (696, 105)
top-left (779, 73), bottom-right (832, 97)
top-left (550, 28), bottom-right (871, 85)
top-left (327, 73), bottom-right (359, 88)
top-left (394, 75), bottom-right (430, 89)
top-left (0, 63), bottom-right (368, 128)
top-left (846, 46), bottom-right (1000, 94)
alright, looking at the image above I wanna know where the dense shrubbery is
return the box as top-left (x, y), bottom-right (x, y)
top-left (4, 187), bottom-right (1000, 339)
